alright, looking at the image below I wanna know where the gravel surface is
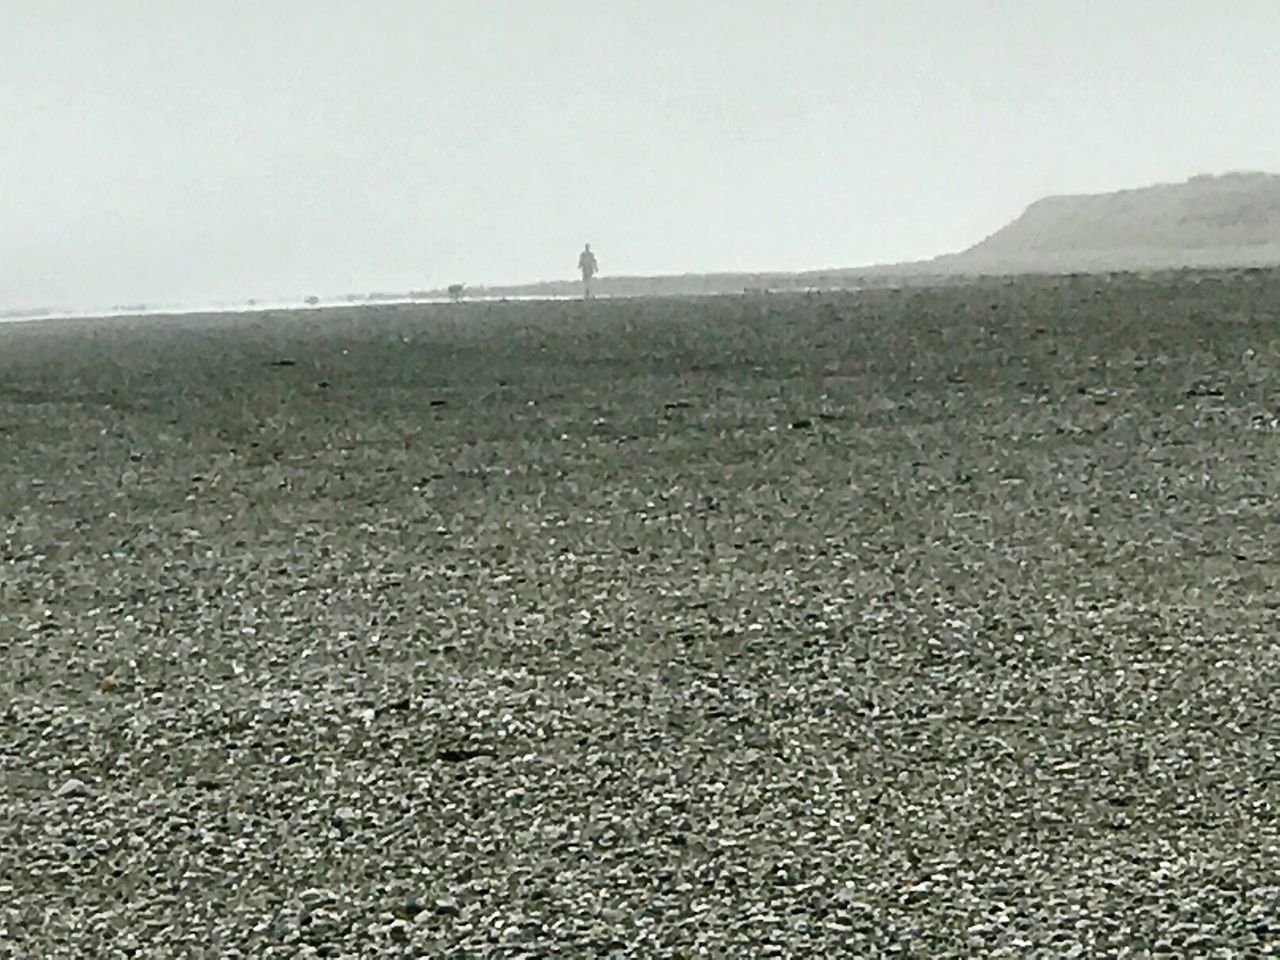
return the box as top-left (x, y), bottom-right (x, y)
top-left (2, 270), bottom-right (1279, 957)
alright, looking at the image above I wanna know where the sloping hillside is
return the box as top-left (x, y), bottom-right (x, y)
top-left (940, 172), bottom-right (1280, 273)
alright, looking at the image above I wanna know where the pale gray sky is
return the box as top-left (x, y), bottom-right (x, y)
top-left (2, 0), bottom-right (1277, 311)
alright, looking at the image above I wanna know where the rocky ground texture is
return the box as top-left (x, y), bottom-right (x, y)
top-left (2, 270), bottom-right (1279, 957)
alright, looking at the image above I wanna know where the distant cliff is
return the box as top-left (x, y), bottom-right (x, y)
top-left (936, 172), bottom-right (1280, 273)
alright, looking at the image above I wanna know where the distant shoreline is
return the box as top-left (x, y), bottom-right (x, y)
top-left (5, 262), bottom-right (1279, 328)
top-left (10, 171), bottom-right (1280, 325)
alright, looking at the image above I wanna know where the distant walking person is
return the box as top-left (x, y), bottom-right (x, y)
top-left (578, 243), bottom-right (598, 299)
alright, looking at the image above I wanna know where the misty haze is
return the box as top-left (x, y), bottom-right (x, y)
top-left (3, 3), bottom-right (1279, 957)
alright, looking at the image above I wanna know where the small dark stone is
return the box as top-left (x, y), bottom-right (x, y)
top-left (437, 747), bottom-right (496, 763)
top-left (790, 418), bottom-right (813, 429)
top-left (395, 899), bottom-right (425, 919)
top-left (375, 696), bottom-right (412, 718)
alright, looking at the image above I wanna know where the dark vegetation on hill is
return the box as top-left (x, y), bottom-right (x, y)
top-left (2, 269), bottom-right (1279, 955)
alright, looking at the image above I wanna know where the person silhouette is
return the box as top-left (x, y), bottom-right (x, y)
top-left (578, 243), bottom-right (598, 299)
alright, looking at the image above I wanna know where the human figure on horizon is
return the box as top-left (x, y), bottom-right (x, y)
top-left (578, 243), bottom-right (598, 299)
